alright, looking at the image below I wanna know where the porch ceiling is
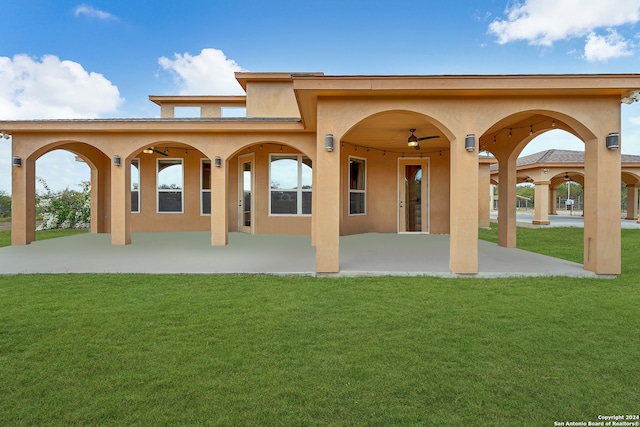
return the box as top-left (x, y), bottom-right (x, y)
top-left (341, 111), bottom-right (449, 151)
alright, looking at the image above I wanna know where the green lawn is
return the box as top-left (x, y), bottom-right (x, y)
top-left (0, 227), bottom-right (638, 425)
top-left (0, 229), bottom-right (88, 247)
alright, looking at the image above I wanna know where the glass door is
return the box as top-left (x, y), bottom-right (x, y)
top-left (238, 154), bottom-right (254, 233)
top-left (399, 159), bottom-right (429, 233)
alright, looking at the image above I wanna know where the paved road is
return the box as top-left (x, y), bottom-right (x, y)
top-left (489, 212), bottom-right (640, 229)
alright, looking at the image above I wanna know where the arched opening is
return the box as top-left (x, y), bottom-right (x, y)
top-left (128, 141), bottom-right (212, 233)
top-left (478, 106), bottom-right (635, 275)
top-left (29, 141), bottom-right (110, 238)
top-left (340, 110), bottom-right (453, 236)
top-left (227, 141), bottom-right (313, 235)
top-left (481, 110), bottom-right (594, 247)
top-left (621, 171), bottom-right (640, 221)
top-left (35, 149), bottom-right (92, 231)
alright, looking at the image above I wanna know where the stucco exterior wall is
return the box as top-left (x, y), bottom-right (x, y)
top-left (338, 144), bottom-right (451, 236)
top-left (130, 148), bottom-right (211, 232)
top-left (228, 146), bottom-right (312, 235)
top-left (245, 82), bottom-right (300, 118)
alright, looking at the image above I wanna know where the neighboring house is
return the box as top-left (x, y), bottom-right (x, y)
top-left (490, 149), bottom-right (640, 225)
top-left (2, 72), bottom-right (640, 275)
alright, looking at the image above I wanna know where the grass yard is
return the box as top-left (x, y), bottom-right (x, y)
top-left (0, 227), bottom-right (638, 425)
top-left (0, 229), bottom-right (88, 248)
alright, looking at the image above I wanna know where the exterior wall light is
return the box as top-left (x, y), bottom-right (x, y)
top-left (325, 134), bottom-right (334, 152)
top-left (113, 155), bottom-right (121, 166)
top-left (12, 156), bottom-right (21, 167)
top-left (465, 134), bottom-right (476, 152)
top-left (214, 156), bottom-right (222, 167)
top-left (606, 132), bottom-right (619, 150)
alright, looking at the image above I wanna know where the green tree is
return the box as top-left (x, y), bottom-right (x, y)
top-left (556, 182), bottom-right (583, 201)
top-left (516, 184), bottom-right (535, 204)
top-left (0, 191), bottom-right (10, 219)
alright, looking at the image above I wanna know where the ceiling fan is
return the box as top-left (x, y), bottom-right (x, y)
top-left (407, 128), bottom-right (439, 150)
top-left (143, 147), bottom-right (168, 156)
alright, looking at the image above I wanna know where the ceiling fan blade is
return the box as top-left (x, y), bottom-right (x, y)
top-left (153, 149), bottom-right (169, 156)
top-left (417, 135), bottom-right (440, 141)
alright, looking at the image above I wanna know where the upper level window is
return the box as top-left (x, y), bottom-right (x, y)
top-left (131, 159), bottom-right (140, 213)
top-left (269, 155), bottom-right (312, 215)
top-left (157, 159), bottom-right (183, 213)
top-left (221, 107), bottom-right (247, 117)
top-left (349, 157), bottom-right (366, 215)
top-left (174, 106), bottom-right (201, 118)
top-left (201, 159), bottom-right (211, 215)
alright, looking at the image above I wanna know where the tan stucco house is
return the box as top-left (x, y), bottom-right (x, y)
top-left (2, 72), bottom-right (640, 275)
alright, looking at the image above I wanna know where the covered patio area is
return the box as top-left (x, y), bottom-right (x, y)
top-left (0, 232), bottom-right (595, 278)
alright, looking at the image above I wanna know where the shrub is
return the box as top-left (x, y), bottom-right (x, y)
top-left (36, 178), bottom-right (90, 230)
top-left (0, 191), bottom-right (10, 219)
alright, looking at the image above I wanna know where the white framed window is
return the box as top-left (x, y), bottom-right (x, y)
top-left (157, 158), bottom-right (183, 213)
top-left (131, 159), bottom-right (140, 213)
top-left (269, 154), bottom-right (312, 215)
top-left (349, 156), bottom-right (366, 215)
top-left (201, 159), bottom-right (211, 215)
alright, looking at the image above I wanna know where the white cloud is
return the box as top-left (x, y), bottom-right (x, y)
top-left (0, 54), bottom-right (123, 193)
top-left (490, 0), bottom-right (640, 45)
top-left (158, 48), bottom-right (246, 95)
top-left (74, 4), bottom-right (118, 20)
top-left (0, 54), bottom-right (123, 119)
top-left (488, 0), bottom-right (640, 58)
top-left (584, 30), bottom-right (634, 61)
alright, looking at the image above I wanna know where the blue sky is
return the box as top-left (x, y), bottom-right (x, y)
top-left (1, 0), bottom-right (640, 193)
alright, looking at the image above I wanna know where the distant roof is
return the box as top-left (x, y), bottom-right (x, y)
top-left (491, 149), bottom-right (640, 171)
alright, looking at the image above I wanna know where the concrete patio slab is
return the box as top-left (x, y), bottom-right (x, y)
top-left (0, 232), bottom-right (597, 278)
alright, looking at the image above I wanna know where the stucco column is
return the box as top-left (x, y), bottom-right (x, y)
top-left (584, 137), bottom-right (621, 275)
top-left (497, 157), bottom-right (517, 248)
top-left (490, 184), bottom-right (496, 213)
top-left (478, 163), bottom-right (491, 228)
top-left (90, 158), bottom-right (111, 234)
top-left (626, 184), bottom-right (638, 221)
top-left (532, 181), bottom-right (550, 225)
top-left (211, 157), bottom-right (228, 246)
top-left (11, 156), bottom-right (36, 245)
top-left (311, 163), bottom-right (317, 246)
top-left (549, 187), bottom-right (558, 215)
top-left (110, 157), bottom-right (131, 245)
top-left (314, 130), bottom-right (340, 273)
top-left (90, 168), bottom-right (100, 234)
top-left (450, 134), bottom-right (478, 274)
